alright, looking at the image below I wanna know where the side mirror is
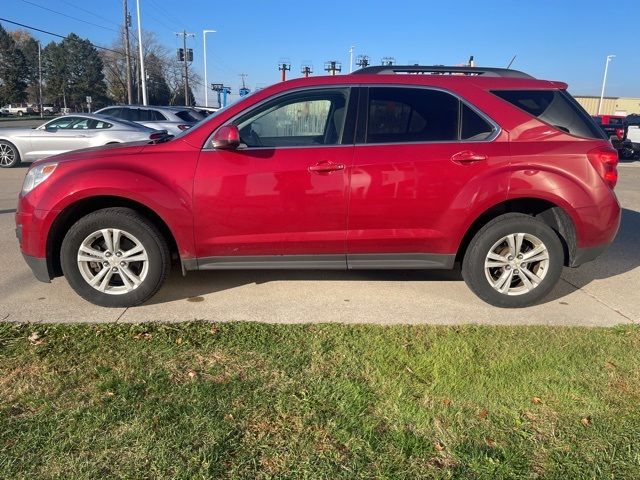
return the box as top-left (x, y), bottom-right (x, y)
top-left (45, 126), bottom-right (58, 132)
top-left (212, 124), bottom-right (240, 150)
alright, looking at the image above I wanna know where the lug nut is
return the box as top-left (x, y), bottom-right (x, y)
top-left (103, 261), bottom-right (109, 267)
top-left (508, 255), bottom-right (514, 261)
top-left (112, 267), bottom-right (118, 272)
top-left (105, 252), bottom-right (112, 258)
top-left (514, 269), bottom-right (519, 274)
top-left (120, 262), bottom-right (126, 267)
top-left (517, 254), bottom-right (523, 260)
top-left (505, 265), bottom-right (511, 270)
top-left (115, 252), bottom-right (122, 257)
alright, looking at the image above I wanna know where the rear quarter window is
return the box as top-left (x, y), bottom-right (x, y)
top-left (492, 89), bottom-right (606, 140)
top-left (175, 110), bottom-right (203, 122)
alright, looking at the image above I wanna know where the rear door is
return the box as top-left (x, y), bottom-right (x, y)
top-left (347, 86), bottom-right (510, 267)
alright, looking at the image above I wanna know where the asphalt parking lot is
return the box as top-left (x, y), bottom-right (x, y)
top-left (1, 161), bottom-right (639, 326)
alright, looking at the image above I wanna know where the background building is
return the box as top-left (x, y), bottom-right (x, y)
top-left (574, 96), bottom-right (640, 116)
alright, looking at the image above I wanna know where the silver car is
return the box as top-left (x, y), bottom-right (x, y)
top-left (94, 105), bottom-right (204, 135)
top-left (0, 114), bottom-right (167, 168)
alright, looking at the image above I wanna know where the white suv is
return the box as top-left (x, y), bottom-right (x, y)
top-left (95, 106), bottom-right (204, 135)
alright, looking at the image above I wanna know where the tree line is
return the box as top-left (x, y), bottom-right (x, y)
top-left (0, 24), bottom-right (199, 110)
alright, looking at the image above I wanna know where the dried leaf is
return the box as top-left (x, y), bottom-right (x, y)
top-left (604, 361), bottom-right (617, 370)
top-left (133, 332), bottom-right (151, 340)
top-left (27, 332), bottom-right (43, 345)
top-left (176, 337), bottom-right (183, 345)
top-left (532, 397), bottom-right (542, 404)
top-left (581, 416), bottom-right (591, 426)
top-left (485, 437), bottom-right (496, 448)
top-left (442, 398), bottom-right (451, 407)
top-left (224, 413), bottom-right (234, 422)
top-left (477, 409), bottom-right (488, 419)
top-left (434, 441), bottom-right (445, 452)
top-left (187, 370), bottom-right (198, 380)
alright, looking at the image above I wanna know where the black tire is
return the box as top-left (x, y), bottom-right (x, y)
top-left (17, 111), bottom-right (23, 117)
top-left (0, 140), bottom-right (21, 168)
top-left (462, 213), bottom-right (564, 308)
top-left (60, 207), bottom-right (170, 307)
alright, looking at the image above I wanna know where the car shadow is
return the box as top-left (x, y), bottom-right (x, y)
top-left (145, 207), bottom-right (640, 307)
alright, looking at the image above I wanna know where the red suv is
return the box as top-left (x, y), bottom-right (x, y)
top-left (15, 65), bottom-right (621, 308)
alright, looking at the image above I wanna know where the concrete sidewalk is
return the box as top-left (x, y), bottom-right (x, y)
top-left (1, 163), bottom-right (639, 326)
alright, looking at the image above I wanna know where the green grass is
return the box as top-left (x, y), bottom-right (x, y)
top-left (1, 322), bottom-right (639, 479)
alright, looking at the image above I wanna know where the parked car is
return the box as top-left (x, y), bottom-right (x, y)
top-left (592, 115), bottom-right (634, 159)
top-left (2, 103), bottom-right (34, 116)
top-left (193, 106), bottom-right (221, 117)
top-left (31, 104), bottom-right (60, 115)
top-left (94, 105), bottom-right (204, 135)
top-left (16, 65), bottom-right (620, 308)
top-left (0, 114), bottom-right (168, 168)
top-left (625, 114), bottom-right (640, 158)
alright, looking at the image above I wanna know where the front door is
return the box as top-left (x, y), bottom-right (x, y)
top-left (193, 87), bottom-right (355, 268)
top-left (28, 116), bottom-right (90, 160)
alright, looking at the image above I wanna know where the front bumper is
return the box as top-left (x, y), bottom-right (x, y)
top-left (22, 253), bottom-right (51, 283)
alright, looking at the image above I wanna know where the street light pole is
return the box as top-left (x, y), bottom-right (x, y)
top-left (37, 41), bottom-right (43, 118)
top-left (203, 29), bottom-right (216, 107)
top-left (597, 54), bottom-right (615, 115)
top-left (349, 45), bottom-right (355, 73)
top-left (135, 0), bottom-right (147, 105)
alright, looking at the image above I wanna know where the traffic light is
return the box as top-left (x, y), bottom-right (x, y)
top-left (177, 48), bottom-right (184, 61)
top-left (177, 48), bottom-right (193, 62)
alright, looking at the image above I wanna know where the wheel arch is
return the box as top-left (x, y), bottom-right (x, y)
top-left (456, 198), bottom-right (577, 267)
top-left (46, 196), bottom-right (180, 278)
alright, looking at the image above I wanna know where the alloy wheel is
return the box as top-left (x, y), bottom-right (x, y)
top-left (0, 143), bottom-right (16, 166)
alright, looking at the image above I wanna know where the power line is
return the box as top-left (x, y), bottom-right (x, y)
top-left (21, 0), bottom-right (119, 33)
top-left (0, 17), bottom-right (126, 57)
top-left (59, 0), bottom-right (121, 27)
top-left (146, 0), bottom-right (189, 29)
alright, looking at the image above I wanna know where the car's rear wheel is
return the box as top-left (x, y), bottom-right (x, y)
top-left (462, 213), bottom-right (564, 308)
top-left (61, 208), bottom-right (170, 307)
top-left (0, 141), bottom-right (21, 168)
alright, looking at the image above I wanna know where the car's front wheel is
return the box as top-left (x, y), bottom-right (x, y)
top-left (462, 213), bottom-right (564, 308)
top-left (0, 141), bottom-right (21, 168)
top-left (61, 208), bottom-right (170, 307)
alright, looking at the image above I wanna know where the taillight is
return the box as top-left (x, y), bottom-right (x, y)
top-left (177, 124), bottom-right (191, 131)
top-left (587, 146), bottom-right (618, 189)
top-left (615, 127), bottom-right (624, 140)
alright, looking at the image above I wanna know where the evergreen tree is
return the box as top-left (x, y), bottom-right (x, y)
top-left (0, 25), bottom-right (28, 104)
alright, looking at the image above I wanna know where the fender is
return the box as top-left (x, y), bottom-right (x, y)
top-left (21, 145), bottom-right (199, 259)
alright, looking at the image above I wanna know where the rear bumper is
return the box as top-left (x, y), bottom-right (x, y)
top-left (22, 253), bottom-right (51, 283)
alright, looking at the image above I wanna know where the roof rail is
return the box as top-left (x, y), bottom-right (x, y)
top-left (351, 65), bottom-right (534, 79)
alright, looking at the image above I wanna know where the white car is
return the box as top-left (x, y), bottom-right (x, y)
top-left (0, 114), bottom-right (168, 168)
top-left (626, 115), bottom-right (640, 156)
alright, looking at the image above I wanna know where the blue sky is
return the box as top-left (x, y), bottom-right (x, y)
top-left (2, 0), bottom-right (639, 105)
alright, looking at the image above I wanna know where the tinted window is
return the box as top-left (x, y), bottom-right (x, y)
top-left (46, 116), bottom-right (79, 129)
top-left (101, 108), bottom-right (122, 118)
top-left (150, 109), bottom-right (166, 121)
top-left (136, 109), bottom-right (155, 121)
top-left (366, 88), bottom-right (459, 143)
top-left (492, 90), bottom-right (606, 139)
top-left (175, 110), bottom-right (203, 122)
top-left (461, 104), bottom-right (494, 140)
top-left (236, 89), bottom-right (348, 147)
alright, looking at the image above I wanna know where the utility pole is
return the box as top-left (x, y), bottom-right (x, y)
top-left (176, 30), bottom-right (195, 106)
top-left (349, 45), bottom-right (355, 73)
top-left (123, 0), bottom-right (133, 104)
top-left (135, 0), bottom-right (147, 105)
top-left (301, 64), bottom-right (313, 77)
top-left (324, 61), bottom-right (342, 76)
top-left (37, 41), bottom-right (43, 118)
top-left (278, 61), bottom-right (291, 81)
top-left (239, 73), bottom-right (250, 96)
top-left (203, 29), bottom-right (216, 107)
top-left (356, 55), bottom-right (370, 69)
top-left (598, 54), bottom-right (615, 115)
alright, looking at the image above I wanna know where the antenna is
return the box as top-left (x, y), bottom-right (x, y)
top-left (506, 55), bottom-right (517, 69)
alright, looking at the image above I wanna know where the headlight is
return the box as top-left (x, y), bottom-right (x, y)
top-left (22, 163), bottom-right (57, 195)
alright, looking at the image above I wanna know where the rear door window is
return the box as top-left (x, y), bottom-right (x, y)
top-left (492, 90), bottom-right (606, 139)
top-left (366, 87), bottom-right (459, 143)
